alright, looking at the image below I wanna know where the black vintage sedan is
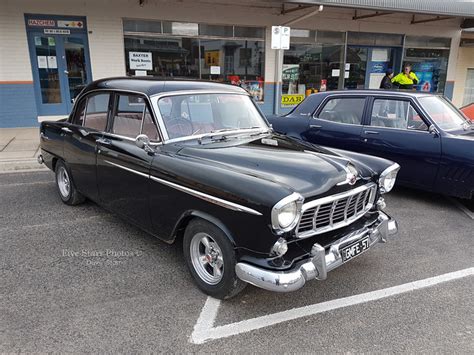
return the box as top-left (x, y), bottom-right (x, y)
top-left (268, 91), bottom-right (474, 199)
top-left (39, 78), bottom-right (399, 299)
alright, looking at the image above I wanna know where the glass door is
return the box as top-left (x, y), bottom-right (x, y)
top-left (27, 32), bottom-right (92, 116)
top-left (63, 35), bottom-right (90, 110)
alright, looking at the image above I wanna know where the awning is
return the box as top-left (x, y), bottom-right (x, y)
top-left (285, 0), bottom-right (474, 18)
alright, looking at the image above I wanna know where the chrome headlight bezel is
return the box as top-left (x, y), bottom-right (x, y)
top-left (271, 192), bottom-right (304, 234)
top-left (379, 163), bottom-right (400, 194)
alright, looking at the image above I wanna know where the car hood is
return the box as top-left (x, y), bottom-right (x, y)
top-left (174, 133), bottom-right (373, 197)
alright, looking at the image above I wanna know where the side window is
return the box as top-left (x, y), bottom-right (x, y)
top-left (72, 98), bottom-right (87, 125)
top-left (112, 94), bottom-right (160, 141)
top-left (318, 98), bottom-right (365, 125)
top-left (83, 94), bottom-right (110, 131)
top-left (370, 99), bottom-right (428, 131)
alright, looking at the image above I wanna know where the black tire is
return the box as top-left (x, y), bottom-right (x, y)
top-left (55, 160), bottom-right (85, 205)
top-left (183, 219), bottom-right (246, 299)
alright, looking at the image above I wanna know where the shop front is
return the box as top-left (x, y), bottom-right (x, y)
top-left (279, 30), bottom-right (452, 113)
top-left (122, 19), bottom-right (265, 102)
top-left (24, 14), bottom-right (92, 117)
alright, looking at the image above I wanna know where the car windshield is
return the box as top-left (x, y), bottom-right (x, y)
top-left (154, 93), bottom-right (268, 140)
top-left (418, 96), bottom-right (469, 131)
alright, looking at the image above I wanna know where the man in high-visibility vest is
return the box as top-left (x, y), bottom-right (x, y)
top-left (391, 64), bottom-right (419, 90)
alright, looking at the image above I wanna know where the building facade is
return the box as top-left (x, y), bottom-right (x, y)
top-left (0, 0), bottom-right (473, 127)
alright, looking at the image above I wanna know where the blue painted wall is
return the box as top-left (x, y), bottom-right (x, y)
top-left (444, 81), bottom-right (454, 100)
top-left (258, 83), bottom-right (293, 117)
top-left (0, 84), bottom-right (38, 128)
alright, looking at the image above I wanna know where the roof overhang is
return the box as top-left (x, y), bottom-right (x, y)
top-left (283, 0), bottom-right (474, 18)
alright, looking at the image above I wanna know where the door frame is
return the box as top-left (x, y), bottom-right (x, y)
top-left (24, 14), bottom-right (92, 116)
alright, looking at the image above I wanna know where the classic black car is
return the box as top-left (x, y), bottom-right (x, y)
top-left (268, 90), bottom-right (474, 199)
top-left (39, 78), bottom-right (399, 299)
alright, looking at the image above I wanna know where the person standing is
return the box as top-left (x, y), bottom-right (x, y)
top-left (379, 69), bottom-right (394, 89)
top-left (391, 64), bottom-right (419, 89)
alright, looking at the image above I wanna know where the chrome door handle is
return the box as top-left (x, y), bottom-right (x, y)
top-left (364, 130), bottom-right (379, 135)
top-left (61, 127), bottom-right (73, 134)
top-left (309, 124), bottom-right (322, 129)
top-left (96, 138), bottom-right (112, 147)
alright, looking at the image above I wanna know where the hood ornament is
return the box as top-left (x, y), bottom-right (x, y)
top-left (338, 163), bottom-right (358, 186)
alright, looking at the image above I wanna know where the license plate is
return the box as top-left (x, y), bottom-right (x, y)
top-left (341, 237), bottom-right (370, 262)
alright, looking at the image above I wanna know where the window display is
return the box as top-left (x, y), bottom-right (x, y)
top-left (123, 20), bottom-right (265, 101)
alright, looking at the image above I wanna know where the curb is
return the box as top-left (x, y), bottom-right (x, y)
top-left (0, 158), bottom-right (48, 173)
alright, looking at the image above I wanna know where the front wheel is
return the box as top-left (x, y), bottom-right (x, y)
top-left (183, 219), bottom-right (246, 299)
top-left (55, 160), bottom-right (85, 205)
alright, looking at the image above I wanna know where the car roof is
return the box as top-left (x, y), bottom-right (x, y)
top-left (82, 77), bottom-right (249, 97)
top-left (313, 89), bottom-right (437, 99)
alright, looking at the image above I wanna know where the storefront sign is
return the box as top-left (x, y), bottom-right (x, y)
top-left (28, 19), bottom-right (56, 27)
top-left (281, 94), bottom-right (304, 106)
top-left (129, 52), bottom-right (153, 70)
top-left (58, 20), bottom-right (84, 28)
top-left (205, 51), bottom-right (220, 66)
top-left (44, 29), bottom-right (70, 35)
top-left (271, 26), bottom-right (290, 50)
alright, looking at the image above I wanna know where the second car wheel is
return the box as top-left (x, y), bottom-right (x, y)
top-left (55, 160), bottom-right (85, 205)
top-left (183, 219), bottom-right (246, 299)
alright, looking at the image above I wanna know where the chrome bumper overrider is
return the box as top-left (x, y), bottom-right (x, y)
top-left (235, 211), bottom-right (398, 292)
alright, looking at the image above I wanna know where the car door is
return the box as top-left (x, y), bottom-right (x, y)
top-left (96, 92), bottom-right (161, 230)
top-left (360, 97), bottom-right (441, 189)
top-left (63, 92), bottom-right (111, 201)
top-left (305, 96), bottom-right (366, 151)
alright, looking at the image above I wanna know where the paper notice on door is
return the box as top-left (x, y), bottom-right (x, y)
top-left (372, 48), bottom-right (388, 62)
top-left (37, 56), bottom-right (48, 69)
top-left (135, 70), bottom-right (147, 76)
top-left (47, 56), bottom-right (57, 69)
top-left (369, 73), bottom-right (385, 89)
top-left (210, 66), bottom-right (221, 75)
top-left (331, 69), bottom-right (340, 77)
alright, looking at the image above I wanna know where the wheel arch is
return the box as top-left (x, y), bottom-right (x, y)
top-left (170, 210), bottom-right (236, 247)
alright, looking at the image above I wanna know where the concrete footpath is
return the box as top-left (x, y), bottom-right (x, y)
top-left (0, 128), bottom-right (46, 172)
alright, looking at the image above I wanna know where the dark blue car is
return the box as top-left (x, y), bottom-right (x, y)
top-left (269, 90), bottom-right (474, 199)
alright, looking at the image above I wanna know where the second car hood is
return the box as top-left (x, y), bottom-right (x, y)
top-left (175, 134), bottom-right (367, 197)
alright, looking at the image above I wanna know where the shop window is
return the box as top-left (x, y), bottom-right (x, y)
top-left (124, 36), bottom-right (200, 78)
top-left (234, 26), bottom-right (264, 39)
top-left (282, 37), bottom-right (345, 97)
top-left (462, 69), bottom-right (474, 106)
top-left (123, 21), bottom-right (265, 102)
top-left (199, 24), bottom-right (233, 37)
top-left (123, 19), bottom-right (162, 33)
top-left (405, 36), bottom-right (451, 48)
top-left (403, 48), bottom-right (449, 93)
top-left (348, 32), bottom-right (403, 46)
top-left (200, 39), bottom-right (265, 101)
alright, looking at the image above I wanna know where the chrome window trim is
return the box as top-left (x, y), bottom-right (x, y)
top-left (103, 160), bottom-right (261, 216)
top-left (296, 183), bottom-right (377, 239)
top-left (149, 90), bottom-right (268, 143)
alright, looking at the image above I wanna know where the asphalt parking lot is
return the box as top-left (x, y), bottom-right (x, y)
top-left (1, 170), bottom-right (473, 353)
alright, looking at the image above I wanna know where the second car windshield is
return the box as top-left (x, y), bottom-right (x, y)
top-left (419, 96), bottom-right (469, 131)
top-left (155, 93), bottom-right (268, 140)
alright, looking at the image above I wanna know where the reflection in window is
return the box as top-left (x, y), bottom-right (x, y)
top-left (84, 94), bottom-right (110, 131)
top-left (318, 98), bottom-right (365, 125)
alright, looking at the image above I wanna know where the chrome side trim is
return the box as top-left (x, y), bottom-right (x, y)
top-left (103, 160), bottom-right (262, 216)
top-left (149, 175), bottom-right (262, 216)
top-left (103, 160), bottom-right (149, 178)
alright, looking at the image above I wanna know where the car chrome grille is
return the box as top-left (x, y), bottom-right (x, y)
top-left (296, 183), bottom-right (377, 238)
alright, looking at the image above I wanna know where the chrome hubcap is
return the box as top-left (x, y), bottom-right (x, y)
top-left (57, 166), bottom-right (71, 198)
top-left (190, 232), bottom-right (224, 285)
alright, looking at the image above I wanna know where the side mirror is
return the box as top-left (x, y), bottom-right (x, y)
top-left (428, 124), bottom-right (439, 136)
top-left (135, 134), bottom-right (154, 153)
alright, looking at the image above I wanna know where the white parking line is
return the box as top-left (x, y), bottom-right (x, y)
top-left (0, 181), bottom-right (53, 187)
top-left (448, 197), bottom-right (474, 220)
top-left (191, 267), bottom-right (474, 344)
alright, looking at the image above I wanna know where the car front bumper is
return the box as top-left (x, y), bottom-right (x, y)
top-left (235, 211), bottom-right (398, 292)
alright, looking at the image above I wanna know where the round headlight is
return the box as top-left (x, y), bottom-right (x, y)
top-left (278, 202), bottom-right (297, 229)
top-left (271, 192), bottom-right (304, 233)
top-left (379, 164), bottom-right (400, 194)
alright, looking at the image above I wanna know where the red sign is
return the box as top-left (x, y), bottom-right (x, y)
top-left (28, 19), bottom-right (56, 27)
